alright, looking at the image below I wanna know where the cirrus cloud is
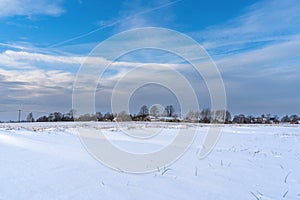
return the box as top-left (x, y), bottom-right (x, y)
top-left (0, 0), bottom-right (65, 18)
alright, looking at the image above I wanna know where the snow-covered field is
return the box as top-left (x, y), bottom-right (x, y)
top-left (0, 122), bottom-right (299, 200)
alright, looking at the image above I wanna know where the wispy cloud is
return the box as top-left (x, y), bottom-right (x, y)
top-left (0, 0), bottom-right (65, 18)
top-left (0, 50), bottom-right (84, 71)
top-left (49, 0), bottom-right (181, 48)
top-left (0, 42), bottom-right (212, 116)
top-left (217, 35), bottom-right (300, 76)
top-left (115, 0), bottom-right (178, 31)
top-left (185, 0), bottom-right (300, 115)
top-left (186, 0), bottom-right (300, 80)
top-left (1, 0), bottom-right (300, 117)
top-left (2, 50), bottom-right (83, 64)
top-left (194, 0), bottom-right (300, 53)
top-left (0, 67), bottom-right (74, 115)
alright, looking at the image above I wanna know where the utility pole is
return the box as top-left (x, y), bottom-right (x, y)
top-left (18, 110), bottom-right (21, 122)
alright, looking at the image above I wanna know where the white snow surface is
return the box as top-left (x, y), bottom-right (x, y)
top-left (0, 122), bottom-right (299, 200)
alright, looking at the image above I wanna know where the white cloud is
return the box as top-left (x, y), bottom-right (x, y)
top-left (184, 0), bottom-right (300, 82)
top-left (0, 0), bottom-right (64, 18)
top-left (0, 50), bottom-right (86, 71)
top-left (0, 47), bottom-right (211, 114)
top-left (0, 68), bottom-right (74, 89)
top-left (49, 0), bottom-right (179, 48)
top-left (194, 0), bottom-right (300, 52)
top-left (3, 50), bottom-right (84, 64)
top-left (115, 0), bottom-right (178, 31)
top-left (217, 35), bottom-right (300, 76)
top-left (182, 0), bottom-right (300, 115)
top-left (0, 67), bottom-right (75, 114)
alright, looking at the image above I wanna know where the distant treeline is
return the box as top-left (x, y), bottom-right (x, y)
top-left (12, 105), bottom-right (300, 124)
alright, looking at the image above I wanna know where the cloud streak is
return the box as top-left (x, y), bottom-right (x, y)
top-left (0, 0), bottom-right (64, 18)
top-left (1, 0), bottom-right (300, 118)
top-left (188, 0), bottom-right (299, 59)
top-left (48, 0), bottom-right (182, 48)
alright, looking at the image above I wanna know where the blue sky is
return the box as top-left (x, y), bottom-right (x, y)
top-left (0, 0), bottom-right (300, 120)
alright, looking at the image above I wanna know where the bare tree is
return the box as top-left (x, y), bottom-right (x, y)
top-left (48, 112), bottom-right (62, 122)
top-left (194, 111), bottom-right (200, 121)
top-left (77, 113), bottom-right (97, 121)
top-left (200, 108), bottom-right (211, 123)
top-left (96, 112), bottom-right (103, 121)
top-left (26, 112), bottom-right (34, 122)
top-left (225, 110), bottom-right (231, 123)
top-left (139, 105), bottom-right (149, 116)
top-left (36, 116), bottom-right (48, 122)
top-left (150, 106), bottom-right (159, 117)
top-left (290, 114), bottom-right (299, 123)
top-left (165, 105), bottom-right (175, 117)
top-left (186, 111), bottom-right (194, 121)
top-left (186, 110), bottom-right (200, 122)
top-left (281, 115), bottom-right (290, 123)
top-left (232, 114), bottom-right (250, 124)
top-left (69, 109), bottom-right (76, 120)
top-left (103, 112), bottom-right (114, 121)
top-left (116, 111), bottom-right (132, 121)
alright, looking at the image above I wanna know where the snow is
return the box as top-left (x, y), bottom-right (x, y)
top-left (0, 122), bottom-right (299, 199)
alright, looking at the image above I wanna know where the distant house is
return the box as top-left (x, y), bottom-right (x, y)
top-left (261, 117), bottom-right (267, 124)
top-left (148, 116), bottom-right (159, 121)
top-left (232, 114), bottom-right (250, 124)
top-left (267, 116), bottom-right (280, 124)
top-left (62, 113), bottom-right (72, 121)
top-left (157, 116), bottom-right (181, 122)
top-left (131, 114), bottom-right (150, 121)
